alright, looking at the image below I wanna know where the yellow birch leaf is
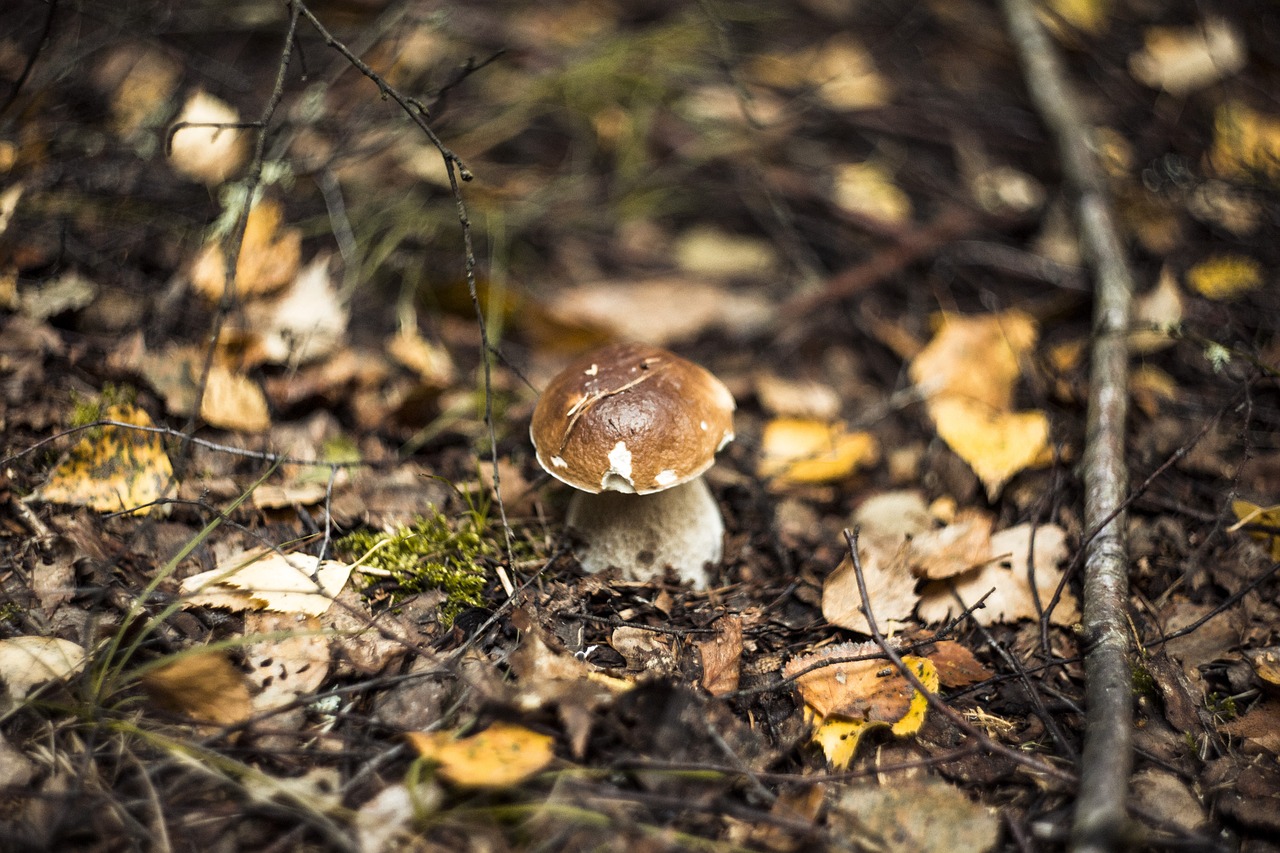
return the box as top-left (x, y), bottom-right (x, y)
top-left (909, 310), bottom-right (1038, 411)
top-left (928, 397), bottom-right (1051, 500)
top-left (1230, 500), bottom-right (1280, 561)
top-left (1186, 255), bottom-right (1264, 301)
top-left (405, 722), bottom-right (555, 788)
top-left (833, 162), bottom-right (912, 225)
top-left (812, 715), bottom-right (882, 771)
top-left (199, 365), bottom-right (271, 432)
top-left (758, 418), bottom-right (880, 485)
top-left (190, 198), bottom-right (301, 300)
top-left (31, 404), bottom-right (175, 516)
top-left (141, 650), bottom-right (253, 726)
top-left (1209, 102), bottom-right (1280, 183)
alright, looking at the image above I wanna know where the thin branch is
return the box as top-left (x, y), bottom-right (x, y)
top-left (997, 2), bottom-right (1137, 850)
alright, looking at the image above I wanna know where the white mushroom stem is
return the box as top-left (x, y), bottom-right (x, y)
top-left (564, 478), bottom-right (724, 588)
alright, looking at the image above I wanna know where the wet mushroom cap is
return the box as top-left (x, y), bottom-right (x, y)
top-left (530, 342), bottom-right (735, 495)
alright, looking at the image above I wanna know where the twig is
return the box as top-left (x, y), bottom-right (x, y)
top-left (997, 1), bottom-right (1137, 850)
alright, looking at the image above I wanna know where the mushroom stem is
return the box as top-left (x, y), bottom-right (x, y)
top-left (564, 477), bottom-right (724, 588)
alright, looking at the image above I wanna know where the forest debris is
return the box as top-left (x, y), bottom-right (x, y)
top-left (243, 611), bottom-right (331, 713)
top-left (784, 641), bottom-right (936, 768)
top-left (926, 640), bottom-right (993, 688)
top-left (917, 522), bottom-right (1078, 626)
top-left (1243, 647), bottom-right (1280, 691)
top-left (0, 636), bottom-right (86, 704)
top-left (247, 254), bottom-right (348, 366)
top-left (199, 365), bottom-right (271, 432)
top-left (180, 548), bottom-right (354, 617)
top-left (1208, 102), bottom-right (1280, 183)
top-left (98, 45), bottom-right (181, 137)
top-left (833, 161), bottom-right (912, 225)
top-left (697, 615), bottom-right (744, 697)
top-left (18, 271), bottom-right (97, 321)
top-left (1229, 500), bottom-right (1280, 560)
top-left (822, 542), bottom-right (918, 635)
top-left (405, 722), bottom-right (555, 788)
top-left (674, 225), bottom-right (777, 278)
top-left (1128, 18), bottom-right (1245, 96)
top-left (827, 777), bottom-right (1000, 853)
top-left (909, 310), bottom-right (1051, 498)
top-left (758, 418), bottom-right (880, 486)
top-left (168, 90), bottom-right (249, 186)
top-left (1129, 267), bottom-right (1182, 354)
top-left (751, 35), bottom-right (890, 111)
top-left (28, 404), bottom-right (175, 516)
top-left (754, 372), bottom-right (841, 420)
top-left (141, 650), bottom-right (254, 727)
top-left (906, 509), bottom-right (994, 580)
top-left (1186, 254), bottom-right (1264, 301)
top-left (190, 198), bottom-right (302, 300)
top-left (852, 490), bottom-right (934, 544)
top-left (1220, 698), bottom-right (1280, 754)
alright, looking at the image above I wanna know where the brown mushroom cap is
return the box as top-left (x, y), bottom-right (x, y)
top-left (530, 342), bottom-right (735, 495)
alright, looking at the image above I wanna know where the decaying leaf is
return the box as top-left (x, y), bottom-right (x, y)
top-left (754, 372), bottom-right (842, 420)
top-left (821, 543), bottom-right (918, 636)
top-left (751, 35), bottom-right (889, 111)
top-left (1130, 267), bottom-right (1183, 354)
top-left (917, 523), bottom-right (1079, 626)
top-left (697, 615), bottom-right (744, 697)
top-left (929, 399), bottom-right (1053, 501)
top-left (1220, 699), bottom-right (1280, 754)
top-left (833, 161), bottom-right (912, 225)
top-left (180, 548), bottom-right (354, 617)
top-left (29, 404), bottom-right (175, 516)
top-left (926, 640), bottom-right (993, 688)
top-left (1208, 102), bottom-right (1280, 184)
top-left (674, 226), bottom-right (777, 278)
top-left (906, 508), bottom-right (994, 580)
top-left (168, 90), bottom-right (249, 186)
top-left (190, 198), bottom-right (302, 300)
top-left (758, 418), bottom-right (880, 485)
top-left (0, 637), bottom-right (86, 702)
top-left (784, 642), bottom-right (938, 769)
top-left (141, 650), bottom-right (254, 727)
top-left (405, 722), bottom-right (556, 788)
top-left (243, 611), bottom-right (331, 713)
top-left (199, 364), bottom-right (271, 432)
top-left (827, 776), bottom-right (1001, 853)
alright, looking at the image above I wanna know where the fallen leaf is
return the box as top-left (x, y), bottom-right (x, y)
top-left (1229, 500), bottom-right (1280, 561)
top-left (387, 326), bottom-right (455, 388)
top-left (97, 45), bottom-right (181, 137)
top-left (851, 490), bottom-right (935, 545)
top-left (928, 398), bottom-right (1052, 501)
top-left (833, 161), bottom-right (912, 225)
top-left (30, 404), bottom-right (176, 516)
top-left (674, 226), bottom-right (777, 278)
top-left (1243, 647), bottom-right (1280, 691)
top-left (917, 523), bottom-right (1079, 626)
top-left (249, 254), bottom-right (349, 366)
top-left (758, 418), bottom-right (880, 485)
top-left (0, 637), bottom-right (86, 701)
top-left (1130, 364), bottom-right (1179, 416)
top-left (909, 310), bottom-right (1037, 412)
top-left (1130, 266), bottom-right (1183, 354)
top-left (1221, 699), bottom-right (1280, 754)
top-left (754, 372), bottom-right (842, 420)
top-left (785, 643), bottom-right (938, 769)
top-left (697, 615), bottom-right (743, 697)
top-left (822, 542), bottom-right (918, 636)
top-left (141, 650), bottom-right (254, 726)
top-left (190, 198), bottom-right (302, 300)
top-left (180, 548), bottom-right (354, 617)
top-left (19, 271), bottom-right (97, 321)
top-left (168, 90), bottom-right (249, 186)
top-left (1044, 0), bottom-right (1109, 36)
top-left (1186, 254), bottom-right (1264, 301)
top-left (907, 508), bottom-right (994, 580)
top-left (1208, 102), bottom-right (1280, 184)
top-left (199, 365), bottom-right (271, 432)
top-left (926, 640), bottom-right (993, 688)
top-left (827, 777), bottom-right (1001, 853)
top-left (1128, 18), bottom-right (1246, 96)
top-left (405, 722), bottom-right (555, 788)
top-left (243, 611), bottom-right (331, 713)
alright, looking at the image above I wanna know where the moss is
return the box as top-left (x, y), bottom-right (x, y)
top-left (337, 510), bottom-right (491, 625)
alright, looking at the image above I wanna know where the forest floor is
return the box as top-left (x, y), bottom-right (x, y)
top-left (1, 0), bottom-right (1279, 850)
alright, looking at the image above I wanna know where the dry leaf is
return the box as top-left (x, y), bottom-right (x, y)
top-left (827, 777), bottom-right (1001, 853)
top-left (199, 366), bottom-right (271, 432)
top-left (926, 640), bottom-right (993, 688)
top-left (1243, 647), bottom-right (1280, 691)
top-left (1220, 699), bottom-right (1280, 754)
top-left (0, 637), bottom-right (86, 701)
top-left (30, 404), bottom-right (175, 516)
top-left (1130, 267), bottom-right (1183, 354)
top-left (387, 326), bottom-right (455, 388)
top-left (1186, 254), bottom-right (1264, 301)
top-left (243, 611), bottom-right (331, 713)
top-left (190, 198), bottom-right (302, 300)
top-left (1208, 102), bottom-right (1280, 183)
top-left (1130, 365), bottom-right (1179, 416)
top-left (821, 542), bottom-right (918, 635)
top-left (833, 162), bottom-right (912, 224)
top-left (907, 509), bottom-right (994, 580)
top-left (931, 398), bottom-right (1052, 500)
top-left (180, 548), bottom-right (354, 617)
top-left (1044, 0), bottom-right (1109, 36)
top-left (141, 650), bottom-right (254, 726)
top-left (909, 310), bottom-right (1037, 411)
top-left (251, 254), bottom-right (349, 366)
top-left (697, 615), bottom-right (744, 697)
top-left (405, 722), bottom-right (555, 788)
top-left (758, 418), bottom-right (880, 485)
top-left (674, 226), bottom-right (777, 278)
top-left (1129, 18), bottom-right (1246, 96)
top-left (168, 90), bottom-right (249, 186)
top-left (916, 523), bottom-right (1079, 626)
top-left (100, 46), bottom-right (180, 137)
top-left (754, 372), bottom-right (841, 420)
top-left (851, 490), bottom-right (935, 545)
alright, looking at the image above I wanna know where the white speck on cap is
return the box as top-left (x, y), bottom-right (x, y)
top-left (700, 420), bottom-right (708, 431)
top-left (585, 363), bottom-right (599, 376)
top-left (654, 469), bottom-right (678, 487)
top-left (605, 441), bottom-right (633, 488)
top-left (551, 456), bottom-right (568, 468)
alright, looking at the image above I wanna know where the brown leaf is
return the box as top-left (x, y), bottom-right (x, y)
top-left (697, 615), bottom-right (744, 697)
top-left (821, 540), bottom-right (918, 635)
top-left (141, 651), bottom-right (253, 727)
top-left (925, 640), bottom-right (992, 688)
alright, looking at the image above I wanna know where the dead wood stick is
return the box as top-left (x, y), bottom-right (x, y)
top-left (997, 2), bottom-right (1136, 852)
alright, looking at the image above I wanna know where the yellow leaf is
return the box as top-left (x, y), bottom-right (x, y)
top-left (1044, 0), bottom-right (1109, 36)
top-left (199, 365), bottom-right (271, 432)
top-left (141, 650), bottom-right (254, 726)
top-left (928, 398), bottom-right (1051, 500)
top-left (832, 162), bottom-right (912, 225)
top-left (812, 715), bottom-right (883, 771)
top-left (1209, 102), bottom-right (1280, 184)
top-left (405, 723), bottom-right (555, 788)
top-left (758, 418), bottom-right (880, 485)
top-left (31, 404), bottom-right (175, 516)
top-left (890, 657), bottom-right (938, 736)
top-left (909, 310), bottom-right (1038, 411)
top-left (180, 548), bottom-right (354, 617)
top-left (1230, 500), bottom-right (1280, 561)
top-left (1186, 254), bottom-right (1264, 301)
top-left (190, 198), bottom-right (302, 300)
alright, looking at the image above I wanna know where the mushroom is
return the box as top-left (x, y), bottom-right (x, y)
top-left (530, 342), bottom-right (735, 588)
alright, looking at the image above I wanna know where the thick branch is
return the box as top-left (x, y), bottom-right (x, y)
top-left (997, 2), bottom-right (1136, 851)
